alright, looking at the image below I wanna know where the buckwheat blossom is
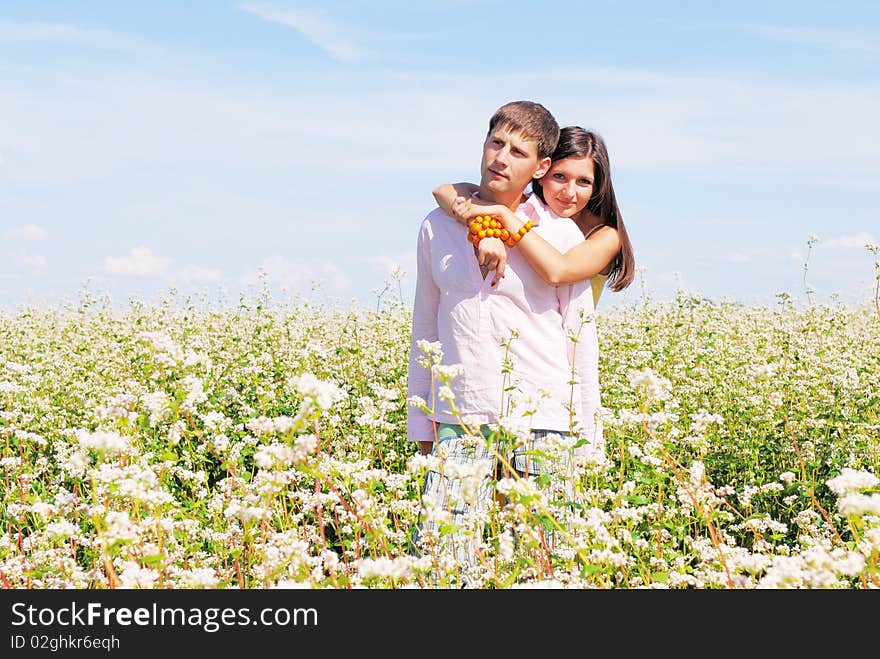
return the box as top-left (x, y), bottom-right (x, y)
top-left (96, 393), bottom-right (138, 423)
top-left (273, 416), bottom-right (295, 433)
top-left (91, 462), bottom-right (174, 507)
top-left (254, 443), bottom-right (297, 470)
top-left (292, 434), bottom-right (318, 462)
top-left (101, 511), bottom-right (139, 546)
top-left (181, 375), bottom-right (208, 412)
top-left (289, 372), bottom-right (345, 410)
top-left (16, 430), bottom-right (47, 447)
top-left (211, 433), bottom-right (230, 453)
top-left (837, 493), bottom-right (880, 516)
top-left (246, 416), bottom-right (276, 437)
top-left (780, 471), bottom-right (796, 484)
top-left (59, 448), bottom-right (90, 479)
top-left (118, 561), bottom-right (160, 589)
top-left (629, 367), bottom-right (672, 402)
top-left (0, 380), bottom-right (24, 394)
top-left (28, 501), bottom-right (56, 518)
top-left (494, 414), bottom-right (533, 445)
top-left (3, 361), bottom-right (30, 374)
top-left (416, 339), bottom-right (443, 368)
top-left (251, 531), bottom-right (312, 582)
top-left (862, 528), bottom-right (880, 554)
top-left (44, 520), bottom-right (80, 541)
top-left (224, 501), bottom-right (268, 525)
top-left (437, 386), bottom-right (455, 403)
top-left (140, 391), bottom-right (171, 427)
top-left (167, 420), bottom-right (185, 445)
top-left (757, 544), bottom-right (865, 588)
top-left (406, 452), bottom-right (440, 475)
top-left (689, 410), bottom-right (724, 435)
top-left (356, 556), bottom-right (414, 581)
top-left (749, 363), bottom-right (778, 379)
top-left (355, 395), bottom-right (391, 429)
top-left (826, 468), bottom-right (879, 496)
top-left (432, 363), bottom-right (464, 382)
top-left (201, 410), bottom-right (230, 432)
top-left (174, 567), bottom-right (220, 589)
top-left (139, 331), bottom-right (184, 367)
top-left (76, 429), bottom-right (130, 456)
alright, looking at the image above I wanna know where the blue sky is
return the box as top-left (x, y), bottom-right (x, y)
top-left (1, 1), bottom-right (878, 312)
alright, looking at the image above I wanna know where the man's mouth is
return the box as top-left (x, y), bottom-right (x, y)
top-left (488, 169), bottom-right (507, 180)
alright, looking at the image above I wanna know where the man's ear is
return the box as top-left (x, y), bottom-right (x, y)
top-left (533, 157), bottom-right (552, 180)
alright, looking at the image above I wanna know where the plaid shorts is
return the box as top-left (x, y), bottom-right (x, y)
top-left (411, 424), bottom-right (574, 567)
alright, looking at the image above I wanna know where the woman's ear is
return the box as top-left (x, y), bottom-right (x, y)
top-left (533, 156), bottom-right (552, 180)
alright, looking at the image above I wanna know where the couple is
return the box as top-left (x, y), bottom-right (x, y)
top-left (407, 100), bottom-right (634, 569)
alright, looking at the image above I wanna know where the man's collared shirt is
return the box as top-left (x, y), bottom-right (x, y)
top-left (407, 193), bottom-right (600, 443)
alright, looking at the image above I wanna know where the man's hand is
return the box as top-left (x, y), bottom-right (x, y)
top-left (476, 237), bottom-right (507, 286)
top-left (450, 196), bottom-right (472, 225)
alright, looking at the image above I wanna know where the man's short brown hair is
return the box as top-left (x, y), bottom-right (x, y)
top-left (487, 101), bottom-right (560, 160)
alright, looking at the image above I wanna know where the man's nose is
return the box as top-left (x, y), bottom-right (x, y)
top-left (494, 146), bottom-right (510, 165)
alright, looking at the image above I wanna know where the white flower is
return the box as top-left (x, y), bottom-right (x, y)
top-left (289, 372), bottom-right (346, 410)
top-left (628, 367), bottom-right (672, 402)
top-left (437, 386), bottom-right (455, 402)
top-left (838, 493), bottom-right (880, 516)
top-left (76, 429), bottom-right (130, 456)
top-left (826, 468), bottom-right (879, 496)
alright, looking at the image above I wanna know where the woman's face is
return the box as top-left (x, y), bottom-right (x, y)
top-left (538, 156), bottom-right (595, 218)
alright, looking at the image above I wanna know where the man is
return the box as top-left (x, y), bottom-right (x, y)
top-left (407, 100), bottom-right (600, 571)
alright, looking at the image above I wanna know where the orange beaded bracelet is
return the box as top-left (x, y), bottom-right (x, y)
top-left (467, 215), bottom-right (534, 248)
top-left (505, 219), bottom-right (534, 247)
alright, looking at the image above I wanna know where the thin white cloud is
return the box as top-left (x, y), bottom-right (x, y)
top-left (10, 248), bottom-right (48, 273)
top-left (240, 4), bottom-right (370, 61)
top-left (360, 253), bottom-right (416, 281)
top-left (3, 64), bottom-right (878, 187)
top-left (724, 246), bottom-right (774, 264)
top-left (4, 224), bottom-right (48, 240)
top-left (725, 22), bottom-right (880, 57)
top-left (0, 19), bottom-right (161, 56)
top-left (173, 265), bottom-right (223, 285)
top-left (820, 232), bottom-right (877, 249)
top-left (104, 247), bottom-right (172, 277)
top-left (241, 256), bottom-right (351, 293)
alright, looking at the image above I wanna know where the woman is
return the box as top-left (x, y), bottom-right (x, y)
top-left (433, 126), bottom-right (635, 306)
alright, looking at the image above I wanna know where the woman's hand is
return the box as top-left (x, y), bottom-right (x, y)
top-left (461, 201), bottom-right (523, 233)
top-left (450, 195), bottom-right (472, 225)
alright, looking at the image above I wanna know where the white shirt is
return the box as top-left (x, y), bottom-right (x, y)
top-left (407, 193), bottom-right (600, 444)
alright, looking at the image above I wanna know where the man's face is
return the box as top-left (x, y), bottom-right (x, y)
top-left (480, 124), bottom-right (550, 199)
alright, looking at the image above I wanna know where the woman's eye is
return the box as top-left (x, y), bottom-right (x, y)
top-left (553, 173), bottom-right (565, 180)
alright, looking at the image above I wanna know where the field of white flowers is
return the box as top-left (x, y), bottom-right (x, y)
top-left (1, 274), bottom-right (878, 589)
